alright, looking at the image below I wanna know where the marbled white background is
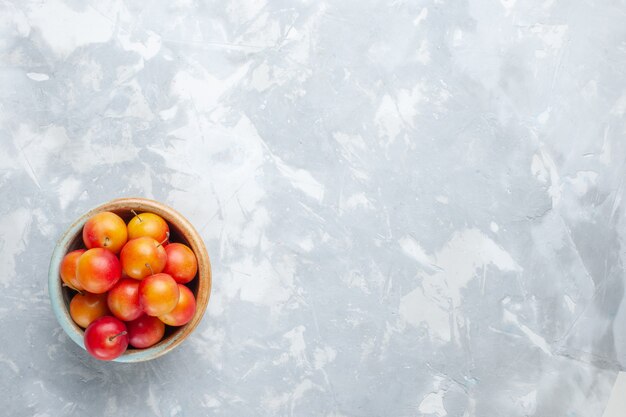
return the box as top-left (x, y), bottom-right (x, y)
top-left (1, 0), bottom-right (626, 416)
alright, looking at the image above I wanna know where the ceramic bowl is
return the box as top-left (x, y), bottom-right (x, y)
top-left (48, 197), bottom-right (211, 362)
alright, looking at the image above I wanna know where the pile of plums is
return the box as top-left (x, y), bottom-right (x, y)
top-left (60, 211), bottom-right (197, 360)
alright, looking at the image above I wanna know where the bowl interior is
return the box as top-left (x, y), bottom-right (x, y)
top-left (50, 198), bottom-right (210, 362)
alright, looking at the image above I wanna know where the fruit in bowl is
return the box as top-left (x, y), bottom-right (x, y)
top-left (48, 198), bottom-right (211, 362)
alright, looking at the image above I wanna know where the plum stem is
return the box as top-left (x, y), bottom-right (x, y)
top-left (131, 209), bottom-right (142, 222)
top-left (157, 232), bottom-right (170, 248)
top-left (145, 263), bottom-right (154, 275)
top-left (62, 282), bottom-right (83, 295)
top-left (108, 331), bottom-right (127, 342)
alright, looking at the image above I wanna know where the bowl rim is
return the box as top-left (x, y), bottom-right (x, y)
top-left (48, 197), bottom-right (212, 363)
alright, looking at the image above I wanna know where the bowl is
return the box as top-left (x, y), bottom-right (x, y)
top-left (48, 197), bottom-right (211, 362)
